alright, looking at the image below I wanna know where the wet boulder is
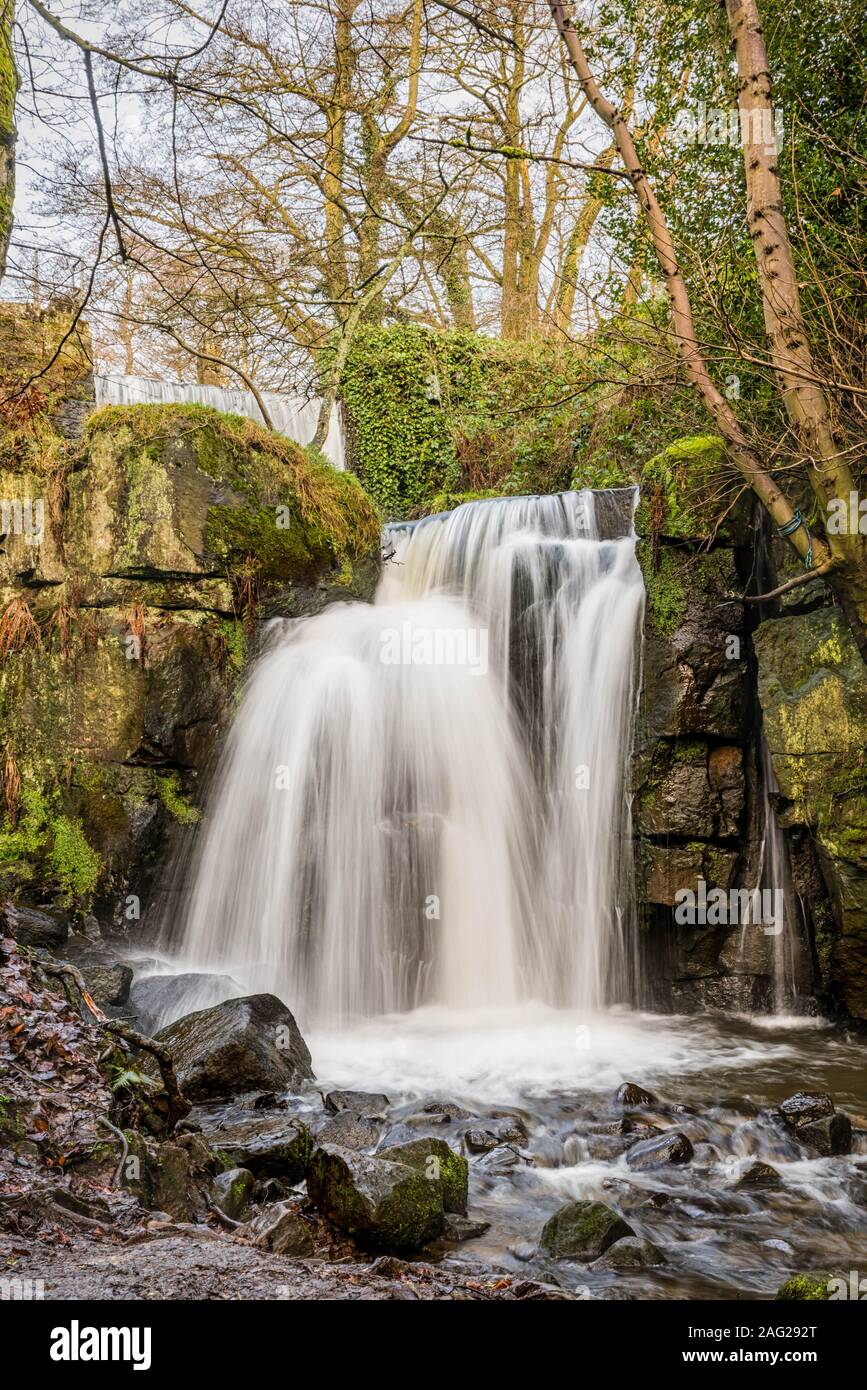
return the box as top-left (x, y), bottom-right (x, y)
top-left (465, 1116), bottom-right (528, 1153)
top-left (799, 1112), bottom-right (852, 1157)
top-left (241, 1200), bottom-right (315, 1256)
top-left (377, 1137), bottom-right (468, 1215)
top-left (128, 972), bottom-right (242, 1036)
top-left (194, 1110), bottom-right (313, 1182)
top-left (77, 959), bottom-right (133, 1010)
top-left (472, 1143), bottom-right (533, 1176)
top-left (316, 1110), bottom-right (385, 1150)
top-left (626, 1131), bottom-right (694, 1170)
top-left (779, 1092), bottom-right (834, 1131)
top-left (594, 1237), bottom-right (666, 1269)
top-left (540, 1200), bottom-right (634, 1261)
top-left (442, 1213), bottom-right (490, 1242)
top-left (307, 1144), bottom-right (444, 1250)
top-left (4, 901), bottom-right (69, 949)
top-left (614, 1082), bottom-right (657, 1108)
top-left (734, 1161), bottom-right (782, 1189)
top-left (212, 1167), bottom-right (255, 1222)
top-left (323, 1090), bottom-right (389, 1119)
top-left (155, 993), bottom-right (313, 1101)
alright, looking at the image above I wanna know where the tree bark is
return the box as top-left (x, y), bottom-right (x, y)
top-left (552, 145), bottom-right (615, 333)
top-left (0, 0), bottom-right (17, 282)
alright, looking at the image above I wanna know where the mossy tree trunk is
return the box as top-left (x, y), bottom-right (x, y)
top-left (0, 0), bottom-right (17, 282)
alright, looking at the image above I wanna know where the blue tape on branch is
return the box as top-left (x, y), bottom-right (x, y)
top-left (776, 509), bottom-right (813, 569)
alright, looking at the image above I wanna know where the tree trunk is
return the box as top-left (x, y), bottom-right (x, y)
top-left (552, 146), bottom-right (615, 334)
top-left (323, 2), bottom-right (359, 312)
top-left (0, 0), bottom-right (17, 282)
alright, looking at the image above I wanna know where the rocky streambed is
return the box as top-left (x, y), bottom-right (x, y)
top-left (2, 919), bottom-right (866, 1302)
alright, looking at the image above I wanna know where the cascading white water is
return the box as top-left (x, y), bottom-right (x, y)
top-left (173, 489), bottom-right (645, 1026)
top-left (94, 373), bottom-right (346, 471)
top-left (754, 734), bottom-right (808, 1012)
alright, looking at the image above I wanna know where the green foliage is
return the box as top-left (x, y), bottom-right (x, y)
top-left (637, 542), bottom-right (687, 639)
top-left (154, 772), bottom-right (200, 827)
top-left (49, 815), bottom-right (102, 905)
top-left (339, 325), bottom-right (592, 516)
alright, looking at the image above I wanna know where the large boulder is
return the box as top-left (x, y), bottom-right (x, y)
top-left (154, 993), bottom-right (313, 1101)
top-left (0, 379), bottom-right (380, 923)
top-left (539, 1200), bottom-right (634, 1261)
top-left (307, 1145), bottom-right (445, 1250)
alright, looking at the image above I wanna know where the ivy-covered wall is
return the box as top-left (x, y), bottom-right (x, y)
top-left (338, 322), bottom-right (718, 518)
top-left (340, 324), bottom-right (592, 515)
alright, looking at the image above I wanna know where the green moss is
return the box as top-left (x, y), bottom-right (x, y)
top-left (0, 785), bottom-right (51, 866)
top-left (637, 541), bottom-right (688, 639)
top-left (775, 1273), bottom-right (835, 1301)
top-left (377, 1138), bottom-right (468, 1215)
top-left (570, 459), bottom-right (634, 491)
top-left (217, 618), bottom-right (247, 679)
top-left (49, 815), bottom-right (102, 905)
top-left (154, 772), bottom-right (199, 827)
top-left (84, 404), bottom-right (381, 576)
top-left (339, 325), bottom-right (594, 516)
top-left (635, 434), bottom-right (733, 542)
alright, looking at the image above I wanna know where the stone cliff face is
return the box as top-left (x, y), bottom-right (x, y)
top-left (0, 306), bottom-right (380, 933)
top-left (632, 436), bottom-right (867, 1023)
top-left (754, 609), bottom-right (867, 1020)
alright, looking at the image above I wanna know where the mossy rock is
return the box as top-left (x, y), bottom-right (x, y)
top-left (775, 1273), bottom-right (838, 1301)
top-left (77, 403), bottom-right (380, 587)
top-left (635, 434), bottom-right (751, 545)
top-left (539, 1199), bottom-right (634, 1261)
top-left (376, 1137), bottom-right (468, 1215)
top-left (307, 1144), bottom-right (445, 1251)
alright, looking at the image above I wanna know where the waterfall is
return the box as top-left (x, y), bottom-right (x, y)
top-left (172, 489), bottom-right (645, 1026)
top-left (94, 373), bottom-right (346, 471)
top-left (754, 734), bottom-right (808, 1012)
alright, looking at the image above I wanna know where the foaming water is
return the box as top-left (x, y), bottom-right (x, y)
top-left (173, 489), bottom-right (645, 1025)
top-left (306, 1004), bottom-right (806, 1108)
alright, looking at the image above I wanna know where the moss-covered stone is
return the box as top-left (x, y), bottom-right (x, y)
top-left (635, 434), bottom-right (750, 545)
top-left (376, 1137), bottom-right (468, 1215)
top-left (539, 1199), bottom-right (634, 1261)
top-left (307, 1144), bottom-right (445, 1250)
top-left (0, 385), bottom-right (381, 921)
top-left (775, 1273), bottom-right (837, 1301)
